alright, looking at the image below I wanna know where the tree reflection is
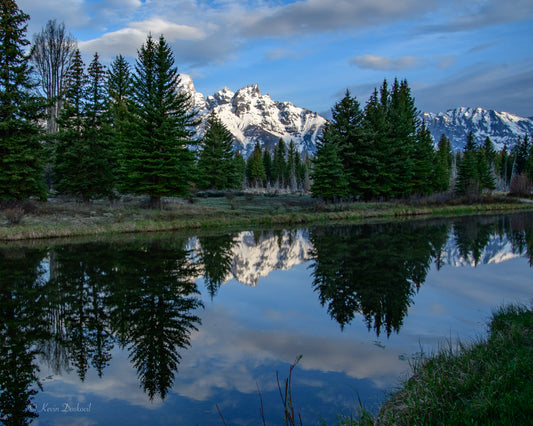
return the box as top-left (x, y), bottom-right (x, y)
top-left (40, 238), bottom-right (203, 400)
top-left (310, 222), bottom-right (450, 336)
top-left (197, 233), bottom-right (237, 299)
top-left (0, 247), bottom-right (48, 425)
top-left (109, 240), bottom-right (203, 400)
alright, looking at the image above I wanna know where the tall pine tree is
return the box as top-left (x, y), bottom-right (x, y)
top-left (120, 34), bottom-right (197, 208)
top-left (0, 0), bottom-right (47, 200)
top-left (310, 133), bottom-right (349, 201)
top-left (196, 111), bottom-right (238, 189)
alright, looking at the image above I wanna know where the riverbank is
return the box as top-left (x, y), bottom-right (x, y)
top-left (355, 303), bottom-right (533, 425)
top-left (1, 193), bottom-right (532, 241)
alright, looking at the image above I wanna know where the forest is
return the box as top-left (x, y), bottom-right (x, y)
top-left (1, 1), bottom-right (533, 207)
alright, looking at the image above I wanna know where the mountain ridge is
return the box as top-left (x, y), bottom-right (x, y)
top-left (179, 74), bottom-right (532, 156)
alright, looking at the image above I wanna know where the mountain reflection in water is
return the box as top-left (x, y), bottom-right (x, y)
top-left (0, 212), bottom-right (532, 424)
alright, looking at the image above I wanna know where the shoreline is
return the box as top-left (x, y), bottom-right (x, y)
top-left (1, 194), bottom-right (532, 241)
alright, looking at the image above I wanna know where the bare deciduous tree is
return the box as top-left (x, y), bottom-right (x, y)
top-left (31, 19), bottom-right (77, 133)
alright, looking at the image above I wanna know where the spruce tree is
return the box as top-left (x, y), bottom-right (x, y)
top-left (435, 134), bottom-right (452, 191)
top-left (455, 131), bottom-right (480, 196)
top-left (83, 53), bottom-right (114, 198)
top-left (246, 142), bottom-right (266, 187)
top-left (287, 140), bottom-right (300, 191)
top-left (272, 138), bottom-right (287, 187)
top-left (196, 111), bottom-right (236, 190)
top-left (412, 122), bottom-right (436, 195)
top-left (386, 79), bottom-right (418, 196)
top-left (0, 0), bottom-right (47, 200)
top-left (310, 134), bottom-right (349, 201)
top-left (262, 149), bottom-right (273, 186)
top-left (325, 90), bottom-right (371, 197)
top-left (362, 88), bottom-right (388, 198)
top-left (54, 49), bottom-right (87, 197)
top-left (108, 55), bottom-right (133, 188)
top-left (121, 34), bottom-right (197, 208)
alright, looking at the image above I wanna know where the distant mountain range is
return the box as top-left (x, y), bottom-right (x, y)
top-left (422, 107), bottom-right (533, 152)
top-left (179, 75), bottom-right (532, 156)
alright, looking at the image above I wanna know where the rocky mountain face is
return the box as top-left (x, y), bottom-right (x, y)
top-left (423, 107), bottom-right (533, 152)
top-left (179, 75), bottom-right (532, 156)
top-left (179, 74), bottom-right (327, 157)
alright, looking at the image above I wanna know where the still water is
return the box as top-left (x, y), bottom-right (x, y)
top-left (1, 212), bottom-right (532, 425)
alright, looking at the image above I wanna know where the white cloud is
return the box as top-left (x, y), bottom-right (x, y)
top-left (78, 18), bottom-right (205, 59)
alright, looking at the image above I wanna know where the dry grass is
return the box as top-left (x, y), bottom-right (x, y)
top-left (1, 193), bottom-right (532, 241)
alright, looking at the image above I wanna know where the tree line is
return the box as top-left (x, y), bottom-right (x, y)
top-left (1, 1), bottom-right (531, 206)
top-left (310, 82), bottom-right (533, 201)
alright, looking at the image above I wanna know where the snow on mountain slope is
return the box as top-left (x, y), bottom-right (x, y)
top-left (423, 107), bottom-right (533, 152)
top-left (178, 74), bottom-right (326, 156)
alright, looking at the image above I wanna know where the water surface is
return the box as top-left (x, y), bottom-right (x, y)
top-left (1, 212), bottom-right (532, 425)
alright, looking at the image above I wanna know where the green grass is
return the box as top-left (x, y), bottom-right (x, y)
top-left (0, 193), bottom-right (532, 240)
top-left (353, 303), bottom-right (533, 425)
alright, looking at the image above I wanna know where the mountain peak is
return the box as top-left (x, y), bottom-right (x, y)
top-left (180, 74), bottom-right (326, 156)
top-left (423, 106), bottom-right (533, 151)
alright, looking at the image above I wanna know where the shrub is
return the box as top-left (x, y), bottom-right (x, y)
top-left (4, 207), bottom-right (25, 225)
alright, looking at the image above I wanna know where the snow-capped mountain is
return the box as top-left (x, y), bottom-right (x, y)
top-left (190, 229), bottom-right (313, 286)
top-left (423, 107), bottom-right (533, 152)
top-left (178, 74), bottom-right (327, 156)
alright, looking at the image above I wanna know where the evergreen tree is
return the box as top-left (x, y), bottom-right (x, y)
top-left (262, 149), bottom-right (273, 186)
top-left (196, 111), bottom-right (237, 190)
top-left (83, 52), bottom-right (114, 198)
top-left (310, 134), bottom-right (349, 201)
top-left (455, 132), bottom-right (480, 196)
top-left (362, 88), bottom-right (389, 198)
top-left (108, 55), bottom-right (133, 188)
top-left (325, 90), bottom-right (370, 197)
top-left (272, 138), bottom-right (287, 187)
top-left (435, 133), bottom-right (452, 191)
top-left (0, 0), bottom-right (47, 200)
top-left (287, 139), bottom-right (300, 191)
top-left (386, 79), bottom-right (418, 196)
top-left (513, 135), bottom-right (531, 176)
top-left (246, 142), bottom-right (266, 187)
top-left (53, 49), bottom-right (87, 197)
top-left (412, 122), bottom-right (436, 195)
top-left (233, 151), bottom-right (246, 188)
top-left (121, 34), bottom-right (197, 208)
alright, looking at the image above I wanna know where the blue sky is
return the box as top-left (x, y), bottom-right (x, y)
top-left (19, 0), bottom-right (533, 118)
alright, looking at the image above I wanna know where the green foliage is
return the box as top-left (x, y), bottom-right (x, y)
top-left (434, 134), bottom-right (452, 191)
top-left (196, 112), bottom-right (240, 189)
top-left (246, 142), bottom-right (266, 187)
top-left (313, 79), bottom-right (425, 201)
top-left (54, 52), bottom-right (115, 200)
top-left (310, 136), bottom-right (349, 201)
top-left (272, 138), bottom-right (288, 187)
top-left (412, 122), bottom-right (437, 195)
top-left (378, 303), bottom-right (533, 425)
top-left (455, 131), bottom-right (495, 196)
top-left (119, 34), bottom-right (197, 208)
top-left (0, 0), bottom-right (47, 200)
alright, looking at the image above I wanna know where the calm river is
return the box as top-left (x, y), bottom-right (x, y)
top-left (1, 212), bottom-right (532, 425)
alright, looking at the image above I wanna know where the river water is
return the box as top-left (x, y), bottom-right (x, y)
top-left (1, 212), bottom-right (532, 425)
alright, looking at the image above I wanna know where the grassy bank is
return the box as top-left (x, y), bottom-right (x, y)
top-left (1, 193), bottom-right (532, 240)
top-left (353, 303), bottom-right (533, 425)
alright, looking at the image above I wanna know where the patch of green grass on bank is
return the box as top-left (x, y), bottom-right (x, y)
top-left (0, 193), bottom-right (532, 240)
top-left (350, 303), bottom-right (533, 425)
